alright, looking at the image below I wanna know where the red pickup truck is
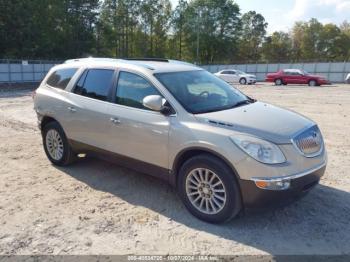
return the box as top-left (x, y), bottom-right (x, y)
top-left (266, 69), bottom-right (330, 86)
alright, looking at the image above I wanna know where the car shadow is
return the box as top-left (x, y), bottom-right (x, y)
top-left (55, 157), bottom-right (350, 255)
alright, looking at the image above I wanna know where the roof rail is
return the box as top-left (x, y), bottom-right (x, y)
top-left (63, 57), bottom-right (197, 70)
top-left (168, 59), bottom-right (197, 67)
top-left (64, 57), bottom-right (120, 64)
top-left (64, 57), bottom-right (156, 70)
top-left (123, 58), bottom-right (169, 62)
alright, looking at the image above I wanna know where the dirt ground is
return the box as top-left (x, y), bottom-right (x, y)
top-left (0, 83), bottom-right (349, 255)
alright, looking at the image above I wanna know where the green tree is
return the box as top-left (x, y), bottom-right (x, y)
top-left (0, 0), bottom-right (99, 59)
top-left (238, 11), bottom-right (267, 62)
top-left (319, 23), bottom-right (342, 60)
top-left (290, 21), bottom-right (306, 61)
top-left (290, 19), bottom-right (350, 62)
top-left (300, 18), bottom-right (323, 60)
top-left (139, 0), bottom-right (172, 57)
top-left (172, 0), bottom-right (188, 59)
top-left (262, 31), bottom-right (292, 62)
top-left (339, 21), bottom-right (350, 60)
top-left (63, 0), bottom-right (100, 58)
top-left (98, 0), bottom-right (141, 57)
top-left (182, 0), bottom-right (241, 64)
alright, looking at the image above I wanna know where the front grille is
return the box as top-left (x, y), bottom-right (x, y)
top-left (293, 126), bottom-right (324, 157)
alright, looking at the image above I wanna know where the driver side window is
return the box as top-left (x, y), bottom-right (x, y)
top-left (115, 71), bottom-right (162, 110)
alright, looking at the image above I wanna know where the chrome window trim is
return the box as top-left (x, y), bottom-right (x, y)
top-left (115, 69), bottom-right (178, 116)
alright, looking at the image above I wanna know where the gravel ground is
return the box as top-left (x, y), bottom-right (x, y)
top-left (0, 83), bottom-right (349, 255)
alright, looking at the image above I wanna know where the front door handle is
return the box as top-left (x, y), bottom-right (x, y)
top-left (68, 106), bottom-right (76, 113)
top-left (110, 117), bottom-right (121, 125)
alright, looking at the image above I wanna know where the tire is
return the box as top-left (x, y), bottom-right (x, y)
top-left (177, 154), bottom-right (242, 223)
top-left (239, 78), bottom-right (247, 85)
top-left (42, 121), bottom-right (76, 166)
top-left (308, 80), bottom-right (317, 86)
top-left (275, 79), bottom-right (283, 86)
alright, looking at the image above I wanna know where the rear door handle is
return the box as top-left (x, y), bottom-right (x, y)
top-left (110, 117), bottom-right (121, 125)
top-left (68, 106), bottom-right (76, 113)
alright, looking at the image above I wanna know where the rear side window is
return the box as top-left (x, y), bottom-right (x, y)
top-left (115, 72), bottom-right (161, 110)
top-left (46, 68), bottom-right (77, 89)
top-left (74, 69), bottom-right (115, 102)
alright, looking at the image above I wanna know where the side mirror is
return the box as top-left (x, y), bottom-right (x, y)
top-left (143, 95), bottom-right (167, 112)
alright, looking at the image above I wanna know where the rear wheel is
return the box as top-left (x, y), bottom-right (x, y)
top-left (308, 80), bottom-right (317, 86)
top-left (178, 154), bottom-right (242, 223)
top-left (275, 79), bottom-right (283, 86)
top-left (42, 121), bottom-right (76, 166)
top-left (239, 78), bottom-right (247, 85)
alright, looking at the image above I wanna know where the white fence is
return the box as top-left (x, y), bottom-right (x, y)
top-left (1, 60), bottom-right (349, 84)
top-left (201, 62), bottom-right (350, 83)
top-left (0, 59), bottom-right (61, 84)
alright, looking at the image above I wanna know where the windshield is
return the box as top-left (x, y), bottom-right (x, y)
top-left (236, 70), bottom-right (245, 74)
top-left (154, 70), bottom-right (250, 114)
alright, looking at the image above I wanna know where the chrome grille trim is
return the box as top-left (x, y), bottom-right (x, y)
top-left (292, 125), bottom-right (324, 158)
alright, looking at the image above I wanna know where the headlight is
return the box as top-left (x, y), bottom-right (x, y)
top-left (230, 134), bottom-right (286, 164)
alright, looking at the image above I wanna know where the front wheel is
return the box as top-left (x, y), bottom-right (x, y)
top-left (308, 80), bottom-right (317, 86)
top-left (178, 154), bottom-right (242, 223)
top-left (42, 121), bottom-right (76, 166)
top-left (239, 78), bottom-right (247, 85)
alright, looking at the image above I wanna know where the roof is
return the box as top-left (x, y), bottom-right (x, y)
top-left (63, 57), bottom-right (201, 73)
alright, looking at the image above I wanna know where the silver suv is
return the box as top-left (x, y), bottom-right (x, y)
top-left (33, 58), bottom-right (327, 223)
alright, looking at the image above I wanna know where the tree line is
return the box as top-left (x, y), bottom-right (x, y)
top-left (0, 0), bottom-right (350, 64)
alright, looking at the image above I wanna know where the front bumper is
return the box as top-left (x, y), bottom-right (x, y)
top-left (239, 163), bottom-right (326, 208)
top-left (318, 79), bottom-right (331, 85)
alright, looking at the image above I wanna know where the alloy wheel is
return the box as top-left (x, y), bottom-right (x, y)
top-left (185, 168), bottom-right (227, 215)
top-left (45, 129), bottom-right (64, 161)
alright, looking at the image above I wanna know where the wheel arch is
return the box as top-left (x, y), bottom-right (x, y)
top-left (40, 116), bottom-right (60, 131)
top-left (172, 147), bottom-right (241, 187)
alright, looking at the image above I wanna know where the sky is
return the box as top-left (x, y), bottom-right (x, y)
top-left (170, 0), bottom-right (350, 34)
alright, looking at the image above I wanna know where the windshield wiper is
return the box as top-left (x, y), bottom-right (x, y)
top-left (230, 99), bottom-right (253, 108)
top-left (193, 98), bottom-right (256, 114)
top-left (194, 107), bottom-right (226, 114)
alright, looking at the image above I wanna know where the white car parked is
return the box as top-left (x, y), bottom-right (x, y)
top-left (214, 70), bottom-right (257, 85)
top-left (346, 73), bottom-right (350, 84)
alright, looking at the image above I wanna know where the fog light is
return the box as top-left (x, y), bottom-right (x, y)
top-left (254, 179), bottom-right (291, 191)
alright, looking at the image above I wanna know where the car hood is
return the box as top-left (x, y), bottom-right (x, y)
top-left (195, 102), bottom-right (315, 144)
